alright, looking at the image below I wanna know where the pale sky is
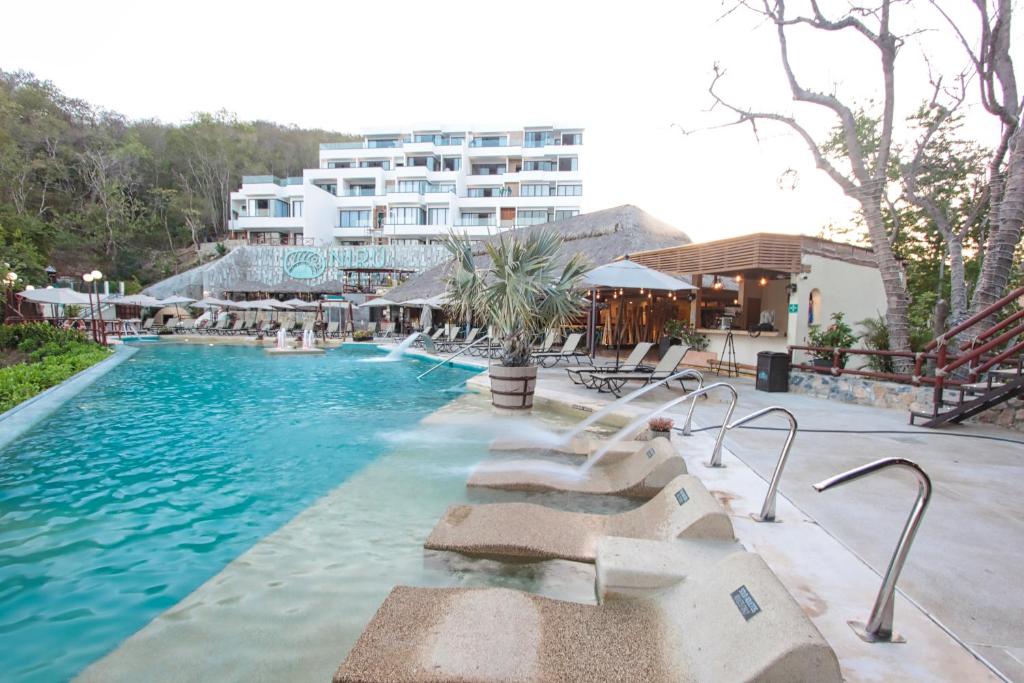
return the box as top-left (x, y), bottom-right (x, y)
top-left (1, 0), bottom-right (1011, 243)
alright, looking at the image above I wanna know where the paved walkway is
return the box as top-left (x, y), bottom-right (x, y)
top-left (523, 362), bottom-right (1024, 682)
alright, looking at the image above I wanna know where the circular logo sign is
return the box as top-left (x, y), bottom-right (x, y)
top-left (283, 249), bottom-right (327, 279)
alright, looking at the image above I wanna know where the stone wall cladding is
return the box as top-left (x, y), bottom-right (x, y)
top-left (788, 371), bottom-right (1022, 433)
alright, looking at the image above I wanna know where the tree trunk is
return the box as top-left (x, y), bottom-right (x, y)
top-left (946, 239), bottom-right (969, 324)
top-left (974, 129), bottom-right (1024, 312)
top-left (861, 199), bottom-right (912, 365)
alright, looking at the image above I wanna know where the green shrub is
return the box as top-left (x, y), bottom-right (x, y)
top-left (807, 312), bottom-right (859, 366)
top-left (0, 324), bottom-right (110, 413)
top-left (352, 329), bottom-right (374, 341)
top-left (664, 319), bottom-right (710, 351)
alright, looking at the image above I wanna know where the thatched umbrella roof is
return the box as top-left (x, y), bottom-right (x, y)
top-left (385, 204), bottom-right (691, 302)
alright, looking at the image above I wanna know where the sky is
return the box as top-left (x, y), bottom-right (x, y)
top-left (0, 0), bottom-right (1012, 243)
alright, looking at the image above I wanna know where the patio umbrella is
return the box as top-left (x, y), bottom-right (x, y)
top-left (192, 297), bottom-right (229, 309)
top-left (582, 260), bottom-right (696, 364)
top-left (157, 295), bottom-right (196, 320)
top-left (358, 297), bottom-right (396, 308)
top-left (17, 288), bottom-right (91, 305)
top-left (282, 298), bottom-right (316, 310)
top-left (112, 293), bottom-right (164, 307)
top-left (421, 305), bottom-right (433, 331)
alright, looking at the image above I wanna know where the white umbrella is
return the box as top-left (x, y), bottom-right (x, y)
top-left (239, 300), bottom-right (276, 310)
top-left (358, 297), bottom-right (396, 308)
top-left (192, 297), bottom-right (229, 309)
top-left (581, 260), bottom-right (696, 291)
top-left (111, 293), bottom-right (164, 307)
top-left (17, 288), bottom-right (91, 305)
top-left (158, 295), bottom-right (196, 305)
top-left (282, 298), bottom-right (316, 310)
top-left (582, 260), bottom-right (696, 365)
top-left (421, 305), bottom-right (433, 330)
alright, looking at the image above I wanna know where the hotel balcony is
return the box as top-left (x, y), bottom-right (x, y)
top-left (230, 216), bottom-right (304, 231)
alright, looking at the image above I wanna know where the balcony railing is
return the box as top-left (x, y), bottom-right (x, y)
top-left (241, 175), bottom-right (303, 186)
top-left (469, 139), bottom-right (509, 148)
top-left (345, 188), bottom-right (377, 196)
top-left (456, 217), bottom-right (497, 227)
top-left (245, 235), bottom-right (314, 246)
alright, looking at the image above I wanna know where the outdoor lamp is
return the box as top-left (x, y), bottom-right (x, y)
top-left (25, 285), bottom-right (34, 291)
top-left (5, 271), bottom-right (17, 284)
top-left (759, 276), bottom-right (768, 286)
top-left (736, 274), bottom-right (743, 282)
top-left (91, 270), bottom-right (103, 280)
top-left (83, 273), bottom-right (94, 283)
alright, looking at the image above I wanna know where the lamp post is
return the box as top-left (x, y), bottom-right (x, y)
top-left (83, 273), bottom-right (95, 342)
top-left (4, 269), bottom-right (19, 323)
top-left (91, 270), bottom-right (105, 344)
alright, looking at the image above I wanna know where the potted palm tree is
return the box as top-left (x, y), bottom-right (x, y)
top-left (444, 228), bottom-right (588, 410)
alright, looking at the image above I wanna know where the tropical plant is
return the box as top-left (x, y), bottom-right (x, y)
top-left (443, 228), bottom-right (590, 367)
top-left (352, 329), bottom-right (373, 341)
top-left (649, 417), bottom-right (674, 432)
top-left (806, 312), bottom-right (859, 366)
top-left (664, 319), bottom-right (710, 351)
top-left (858, 314), bottom-right (895, 373)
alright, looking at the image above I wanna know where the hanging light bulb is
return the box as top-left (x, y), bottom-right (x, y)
top-left (735, 274), bottom-right (743, 282)
top-left (712, 275), bottom-right (723, 290)
top-left (759, 276), bottom-right (768, 286)
top-left (640, 287), bottom-right (644, 294)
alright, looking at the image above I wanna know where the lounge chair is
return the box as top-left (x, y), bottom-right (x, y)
top-left (566, 342), bottom-right (654, 386)
top-left (335, 552), bottom-right (841, 683)
top-left (158, 317), bottom-right (178, 333)
top-left (175, 319), bottom-right (196, 334)
top-left (224, 319), bottom-right (244, 335)
top-left (588, 345), bottom-right (692, 397)
top-left (424, 473), bottom-right (733, 563)
top-left (532, 332), bottom-right (588, 367)
top-left (140, 318), bottom-right (155, 332)
top-left (375, 322), bottom-right (394, 339)
top-left (326, 321), bottom-right (340, 338)
top-left (439, 327), bottom-right (480, 353)
top-left (421, 335), bottom-right (439, 354)
top-left (207, 318), bottom-right (230, 335)
top-left (468, 437), bottom-right (685, 499)
top-left (533, 329), bottom-right (556, 354)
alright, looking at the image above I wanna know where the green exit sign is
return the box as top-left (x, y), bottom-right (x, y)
top-left (788, 303), bottom-right (799, 313)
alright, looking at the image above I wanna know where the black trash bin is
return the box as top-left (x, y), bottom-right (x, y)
top-left (756, 351), bottom-right (790, 392)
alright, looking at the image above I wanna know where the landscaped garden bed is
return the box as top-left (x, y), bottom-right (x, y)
top-left (0, 323), bottom-right (111, 413)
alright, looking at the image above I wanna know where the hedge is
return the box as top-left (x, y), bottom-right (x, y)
top-left (0, 323), bottom-right (111, 413)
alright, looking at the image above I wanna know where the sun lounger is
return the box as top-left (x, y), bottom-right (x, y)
top-left (335, 551), bottom-right (841, 683)
top-left (175, 319), bottom-right (196, 334)
top-left (532, 332), bottom-right (588, 367)
top-left (158, 317), bottom-right (178, 333)
top-left (140, 318), bottom-right (155, 332)
top-left (438, 327), bottom-right (479, 353)
top-left (375, 321), bottom-right (394, 339)
top-left (567, 342), bottom-right (654, 385)
top-left (588, 345), bottom-right (693, 397)
top-left (326, 321), bottom-right (340, 338)
top-left (425, 474), bottom-right (732, 563)
top-left (532, 329), bottom-right (556, 353)
top-left (468, 437), bottom-right (685, 498)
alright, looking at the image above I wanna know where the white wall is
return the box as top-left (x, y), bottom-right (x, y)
top-left (787, 253), bottom-right (887, 360)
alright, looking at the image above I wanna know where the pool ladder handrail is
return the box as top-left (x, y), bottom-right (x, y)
top-left (814, 457), bottom-right (932, 643)
top-left (675, 382), bottom-right (739, 467)
top-left (725, 406), bottom-right (797, 522)
top-left (417, 334), bottom-right (490, 380)
top-left (593, 378), bottom-right (741, 468)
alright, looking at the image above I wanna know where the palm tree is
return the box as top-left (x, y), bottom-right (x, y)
top-left (443, 228), bottom-right (589, 367)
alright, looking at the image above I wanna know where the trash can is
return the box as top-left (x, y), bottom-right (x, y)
top-left (756, 351), bottom-right (790, 392)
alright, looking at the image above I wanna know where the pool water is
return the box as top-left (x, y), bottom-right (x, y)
top-left (0, 343), bottom-right (476, 682)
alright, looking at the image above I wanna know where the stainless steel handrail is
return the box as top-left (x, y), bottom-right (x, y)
top-left (417, 335), bottom-right (490, 380)
top-left (813, 457), bottom-right (932, 643)
top-left (727, 407), bottom-right (798, 522)
top-left (676, 383), bottom-right (739, 467)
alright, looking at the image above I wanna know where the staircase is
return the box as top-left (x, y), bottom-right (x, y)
top-left (910, 285), bottom-right (1024, 428)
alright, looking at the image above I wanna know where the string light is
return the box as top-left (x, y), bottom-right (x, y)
top-left (640, 287), bottom-right (644, 294)
top-left (712, 275), bottom-right (723, 290)
top-left (735, 274), bottom-right (743, 282)
top-left (759, 276), bottom-right (768, 286)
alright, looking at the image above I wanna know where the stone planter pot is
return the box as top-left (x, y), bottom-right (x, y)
top-left (648, 429), bottom-right (672, 441)
top-left (489, 364), bottom-right (538, 410)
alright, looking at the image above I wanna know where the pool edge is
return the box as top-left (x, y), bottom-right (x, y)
top-left (0, 345), bottom-right (138, 451)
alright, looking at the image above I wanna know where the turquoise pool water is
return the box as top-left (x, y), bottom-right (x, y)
top-left (0, 343), bottom-right (476, 682)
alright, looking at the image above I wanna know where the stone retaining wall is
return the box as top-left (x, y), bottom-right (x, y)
top-left (788, 371), bottom-right (1023, 433)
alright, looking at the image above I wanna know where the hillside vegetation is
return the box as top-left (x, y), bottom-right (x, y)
top-left (0, 70), bottom-right (357, 286)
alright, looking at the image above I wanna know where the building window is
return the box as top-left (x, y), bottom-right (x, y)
top-left (556, 184), bottom-right (582, 196)
top-left (358, 160), bottom-right (390, 170)
top-left (339, 210), bottom-right (371, 228)
top-left (521, 184), bottom-right (553, 197)
top-left (558, 157), bottom-right (578, 171)
top-left (409, 156), bottom-right (438, 170)
top-left (518, 210), bottom-right (550, 226)
top-left (291, 200), bottom-right (303, 217)
top-left (388, 207), bottom-right (426, 225)
top-left (367, 138), bottom-right (400, 148)
top-left (554, 209), bottom-right (579, 220)
top-left (397, 180), bottom-right (425, 193)
top-left (327, 161), bottom-right (353, 169)
top-left (561, 132), bottom-right (582, 145)
top-left (442, 157), bottom-right (461, 171)
top-left (428, 208), bottom-right (449, 225)
top-left (468, 187), bottom-right (502, 198)
top-left (523, 160), bottom-right (555, 172)
top-left (471, 164), bottom-right (506, 175)
top-left (391, 238), bottom-right (425, 245)
top-left (524, 131), bottom-right (554, 148)
top-left (314, 183), bottom-right (337, 195)
top-left (459, 212), bottom-right (494, 226)
top-left (809, 289), bottom-right (822, 325)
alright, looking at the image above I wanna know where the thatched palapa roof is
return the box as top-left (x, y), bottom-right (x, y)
top-left (386, 205), bottom-right (691, 302)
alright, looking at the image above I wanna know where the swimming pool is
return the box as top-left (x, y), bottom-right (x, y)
top-left (0, 343), bottom-right (477, 682)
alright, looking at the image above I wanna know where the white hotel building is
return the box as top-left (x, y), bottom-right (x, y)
top-left (227, 126), bottom-right (583, 247)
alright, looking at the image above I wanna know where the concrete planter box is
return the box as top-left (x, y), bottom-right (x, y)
top-left (489, 364), bottom-right (538, 410)
top-left (648, 429), bottom-right (672, 441)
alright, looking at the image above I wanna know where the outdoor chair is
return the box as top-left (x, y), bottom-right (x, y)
top-left (326, 321), bottom-right (340, 338)
top-left (588, 345), bottom-right (693, 397)
top-left (140, 318), bottom-right (155, 332)
top-left (532, 329), bottom-right (556, 354)
top-left (566, 342), bottom-right (654, 386)
top-left (159, 317), bottom-right (178, 333)
top-left (532, 333), bottom-right (588, 367)
top-left (438, 327), bottom-right (479, 354)
top-left (225, 319), bottom-right (244, 335)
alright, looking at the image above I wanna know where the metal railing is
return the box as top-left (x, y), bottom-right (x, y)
top-left (814, 457), bottom-right (932, 643)
top-left (726, 407), bottom-right (798, 522)
top-left (417, 335), bottom-right (490, 380)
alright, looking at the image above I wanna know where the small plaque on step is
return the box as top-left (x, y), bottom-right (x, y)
top-left (674, 487), bottom-right (689, 505)
top-left (731, 585), bottom-right (761, 621)
top-left (646, 447), bottom-right (656, 458)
